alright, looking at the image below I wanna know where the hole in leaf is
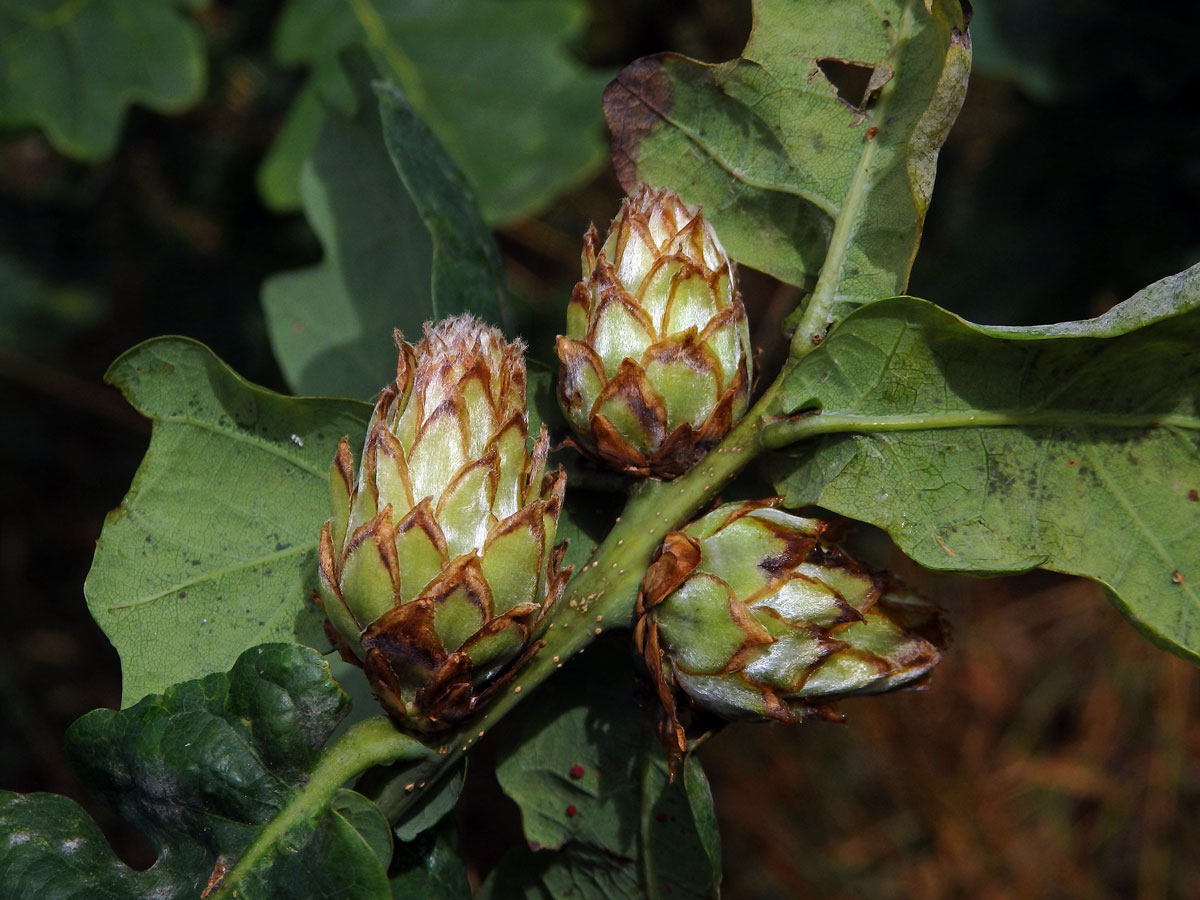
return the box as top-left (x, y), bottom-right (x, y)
top-left (817, 58), bottom-right (879, 110)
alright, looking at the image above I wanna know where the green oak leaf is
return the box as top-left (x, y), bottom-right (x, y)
top-left (260, 0), bottom-right (609, 225)
top-left (0, 0), bottom-right (207, 159)
top-left (389, 823), bottom-right (472, 900)
top-left (262, 62), bottom-right (435, 400)
top-left (257, 54), bottom-right (357, 208)
top-left (263, 63), bottom-right (511, 400)
top-left (604, 0), bottom-right (970, 332)
top-left (389, 760), bottom-right (466, 843)
top-left (765, 262), bottom-right (1200, 661)
top-left (0, 644), bottom-right (412, 900)
top-left (85, 337), bottom-right (371, 706)
top-left (486, 636), bottom-right (721, 900)
top-left (375, 82), bottom-right (509, 331)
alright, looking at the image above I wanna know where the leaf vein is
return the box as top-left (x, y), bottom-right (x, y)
top-left (106, 542), bottom-right (316, 612)
top-left (1078, 434), bottom-right (1198, 612)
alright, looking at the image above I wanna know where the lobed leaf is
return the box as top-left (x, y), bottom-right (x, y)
top-left (262, 61), bottom-right (435, 399)
top-left (767, 262), bottom-right (1200, 660)
top-left (260, 0), bottom-right (609, 224)
top-left (0, 644), bottom-right (397, 899)
top-left (488, 636), bottom-right (721, 899)
top-left (375, 83), bottom-right (509, 331)
top-left (86, 337), bottom-right (371, 706)
top-left (389, 823), bottom-right (472, 900)
top-left (604, 0), bottom-right (970, 329)
top-left (263, 62), bottom-right (512, 400)
top-left (0, 0), bottom-right (206, 159)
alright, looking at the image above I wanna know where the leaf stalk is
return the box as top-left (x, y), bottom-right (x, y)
top-left (209, 717), bottom-right (432, 900)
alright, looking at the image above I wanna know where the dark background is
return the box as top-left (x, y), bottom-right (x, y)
top-left (2, 1), bottom-right (1198, 896)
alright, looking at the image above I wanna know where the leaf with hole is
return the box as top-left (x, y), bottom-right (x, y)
top-left (604, 0), bottom-right (971, 331)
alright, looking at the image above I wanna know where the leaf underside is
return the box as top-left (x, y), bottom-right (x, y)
top-left (604, 0), bottom-right (971, 323)
top-left (770, 262), bottom-right (1200, 661)
top-left (86, 337), bottom-right (371, 706)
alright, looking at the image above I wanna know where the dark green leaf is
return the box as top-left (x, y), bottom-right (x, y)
top-left (262, 63), bottom-right (434, 399)
top-left (479, 845), bottom-right (629, 900)
top-left (525, 361), bottom-right (561, 441)
top-left (604, 0), bottom-right (970, 326)
top-left (86, 337), bottom-right (371, 705)
top-left (492, 636), bottom-right (721, 899)
top-left (332, 789), bottom-right (394, 872)
top-left (258, 56), bottom-right (357, 209)
top-left (0, 644), bottom-right (396, 900)
top-left (375, 83), bottom-right (508, 329)
top-left (392, 760), bottom-right (466, 843)
top-left (0, 0), bottom-right (206, 159)
top-left (390, 823), bottom-right (471, 900)
top-left (767, 263), bottom-right (1200, 660)
top-left (262, 0), bottom-right (608, 224)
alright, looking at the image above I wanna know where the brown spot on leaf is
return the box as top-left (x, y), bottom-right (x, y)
top-left (1188, 489), bottom-right (1198, 501)
top-left (604, 54), bottom-right (677, 192)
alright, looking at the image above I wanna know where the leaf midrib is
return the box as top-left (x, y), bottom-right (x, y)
top-left (764, 409), bottom-right (1200, 448)
top-left (789, 0), bottom-right (916, 349)
top-left (147, 413), bottom-right (331, 479)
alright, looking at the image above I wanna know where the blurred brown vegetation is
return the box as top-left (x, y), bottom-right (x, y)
top-left (1, 0), bottom-right (1197, 896)
top-left (704, 571), bottom-right (1200, 900)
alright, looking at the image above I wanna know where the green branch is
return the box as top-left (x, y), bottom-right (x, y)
top-left (379, 368), bottom-right (794, 824)
top-left (210, 717), bottom-right (433, 900)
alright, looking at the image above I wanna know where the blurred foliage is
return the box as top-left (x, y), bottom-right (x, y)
top-left (260, 0), bottom-right (611, 226)
top-left (1, 0), bottom-right (1196, 895)
top-left (0, 0), bottom-right (208, 159)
